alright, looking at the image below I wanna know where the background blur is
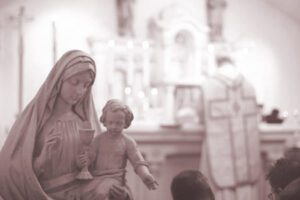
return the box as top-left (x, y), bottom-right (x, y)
top-left (0, 0), bottom-right (300, 199)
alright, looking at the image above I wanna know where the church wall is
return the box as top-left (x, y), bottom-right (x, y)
top-left (0, 0), bottom-right (118, 143)
top-left (22, 0), bottom-right (118, 106)
top-left (134, 0), bottom-right (206, 38)
top-left (225, 0), bottom-right (300, 116)
top-left (0, 4), bottom-right (19, 147)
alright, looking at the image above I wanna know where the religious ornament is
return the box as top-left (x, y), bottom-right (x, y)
top-left (76, 121), bottom-right (95, 180)
top-left (116, 0), bottom-right (135, 37)
top-left (206, 0), bottom-right (227, 42)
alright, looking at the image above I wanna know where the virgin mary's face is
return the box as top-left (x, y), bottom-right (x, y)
top-left (60, 70), bottom-right (93, 105)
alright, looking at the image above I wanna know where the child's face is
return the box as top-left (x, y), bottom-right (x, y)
top-left (103, 110), bottom-right (126, 136)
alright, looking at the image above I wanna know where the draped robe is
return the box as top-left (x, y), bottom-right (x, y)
top-left (200, 71), bottom-right (262, 200)
top-left (35, 112), bottom-right (82, 199)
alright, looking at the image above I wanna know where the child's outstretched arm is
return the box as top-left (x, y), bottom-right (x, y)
top-left (135, 165), bottom-right (158, 190)
top-left (126, 135), bottom-right (159, 190)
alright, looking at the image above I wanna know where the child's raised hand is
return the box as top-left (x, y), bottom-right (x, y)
top-left (142, 174), bottom-right (159, 190)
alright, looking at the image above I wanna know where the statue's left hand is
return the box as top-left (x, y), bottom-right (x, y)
top-left (142, 174), bottom-right (159, 190)
top-left (86, 147), bottom-right (96, 164)
top-left (109, 184), bottom-right (129, 200)
top-left (76, 151), bottom-right (89, 169)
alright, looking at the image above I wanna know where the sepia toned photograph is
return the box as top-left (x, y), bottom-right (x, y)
top-left (0, 0), bottom-right (300, 199)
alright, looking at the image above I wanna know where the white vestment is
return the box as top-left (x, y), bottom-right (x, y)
top-left (200, 71), bottom-right (262, 200)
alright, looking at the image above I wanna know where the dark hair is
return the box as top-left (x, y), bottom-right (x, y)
top-left (267, 158), bottom-right (300, 194)
top-left (171, 170), bottom-right (215, 200)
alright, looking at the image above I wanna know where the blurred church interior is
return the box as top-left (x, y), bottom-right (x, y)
top-left (1, 0), bottom-right (300, 199)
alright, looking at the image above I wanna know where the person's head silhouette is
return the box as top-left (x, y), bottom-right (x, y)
top-left (171, 170), bottom-right (215, 200)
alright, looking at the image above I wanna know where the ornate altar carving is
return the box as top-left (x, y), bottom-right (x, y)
top-left (88, 4), bottom-right (211, 124)
top-left (88, 4), bottom-right (212, 124)
top-left (87, 37), bottom-right (155, 119)
top-left (147, 4), bottom-right (209, 84)
top-left (146, 4), bottom-right (210, 125)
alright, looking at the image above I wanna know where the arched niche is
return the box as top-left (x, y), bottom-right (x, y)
top-left (148, 4), bottom-right (209, 85)
top-left (146, 4), bottom-right (210, 124)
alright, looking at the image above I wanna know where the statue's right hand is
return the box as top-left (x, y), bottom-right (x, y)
top-left (33, 132), bottom-right (61, 176)
top-left (45, 132), bottom-right (61, 148)
top-left (42, 133), bottom-right (61, 156)
top-left (38, 132), bottom-right (61, 166)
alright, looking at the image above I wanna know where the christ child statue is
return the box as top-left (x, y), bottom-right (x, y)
top-left (81, 99), bottom-right (158, 200)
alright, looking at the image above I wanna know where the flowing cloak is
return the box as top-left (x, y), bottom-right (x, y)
top-left (0, 50), bottom-right (101, 200)
top-left (200, 72), bottom-right (262, 200)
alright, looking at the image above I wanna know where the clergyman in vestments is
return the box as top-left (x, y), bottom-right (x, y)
top-left (199, 55), bottom-right (262, 200)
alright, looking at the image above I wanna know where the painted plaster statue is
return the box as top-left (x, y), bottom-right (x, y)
top-left (206, 0), bottom-right (227, 42)
top-left (0, 50), bottom-right (129, 200)
top-left (199, 55), bottom-right (262, 200)
top-left (116, 0), bottom-right (135, 36)
top-left (81, 99), bottom-right (158, 200)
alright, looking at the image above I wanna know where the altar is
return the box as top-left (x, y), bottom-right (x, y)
top-left (123, 123), bottom-right (299, 200)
